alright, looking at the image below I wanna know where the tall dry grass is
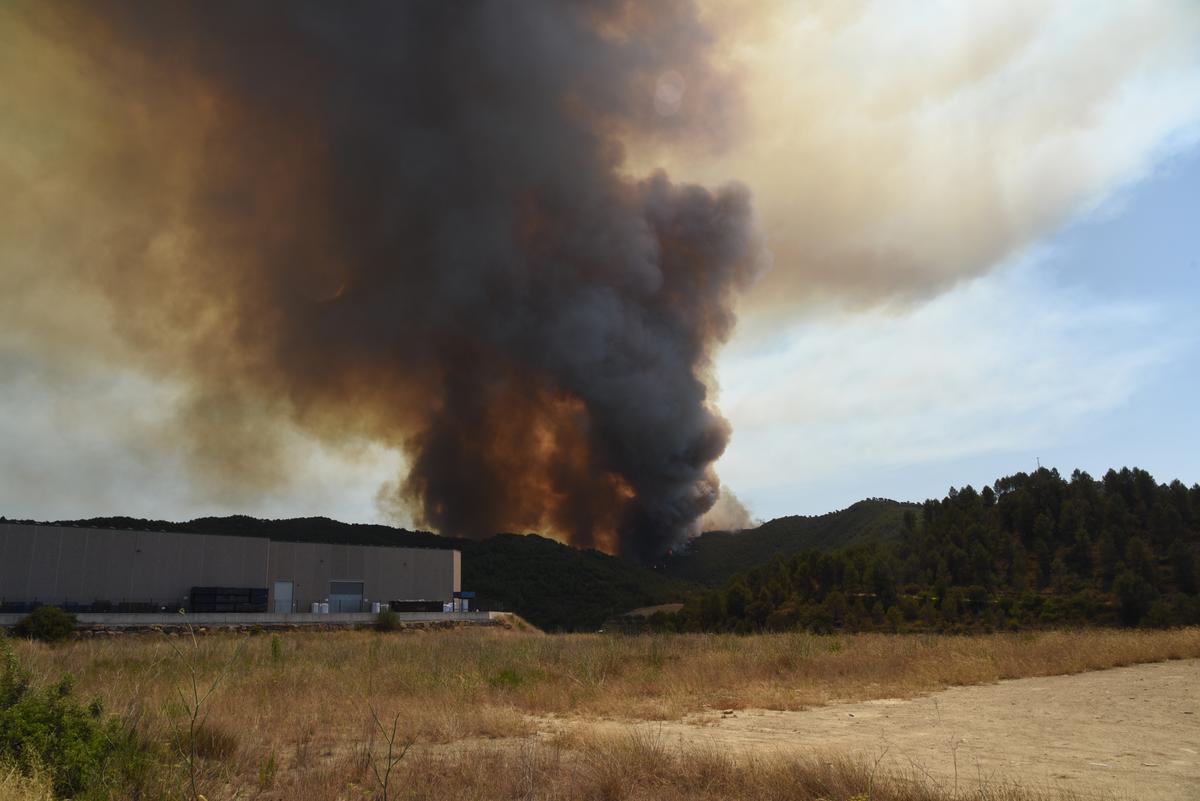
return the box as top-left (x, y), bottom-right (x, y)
top-left (217, 730), bottom-right (1103, 801)
top-left (8, 627), bottom-right (1194, 799)
top-left (0, 763), bottom-right (54, 801)
top-left (20, 626), bottom-right (1197, 720)
top-left (437, 730), bottom-right (1102, 801)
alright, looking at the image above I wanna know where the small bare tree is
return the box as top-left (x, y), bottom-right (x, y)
top-left (367, 704), bottom-right (412, 801)
top-left (164, 610), bottom-right (246, 801)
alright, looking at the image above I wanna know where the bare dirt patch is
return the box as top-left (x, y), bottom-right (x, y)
top-left (549, 659), bottom-right (1200, 801)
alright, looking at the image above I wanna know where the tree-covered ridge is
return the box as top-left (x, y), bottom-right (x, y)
top-left (646, 468), bottom-right (1200, 633)
top-left (663, 498), bottom-right (914, 585)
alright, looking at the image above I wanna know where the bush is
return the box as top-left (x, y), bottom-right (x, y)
top-left (375, 609), bottom-right (402, 632)
top-left (12, 607), bottom-right (75, 644)
top-left (0, 640), bottom-right (147, 798)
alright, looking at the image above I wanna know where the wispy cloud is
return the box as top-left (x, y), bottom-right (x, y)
top-left (714, 254), bottom-right (1176, 501)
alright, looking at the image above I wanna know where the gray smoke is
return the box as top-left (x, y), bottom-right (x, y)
top-left (20, 1), bottom-right (765, 561)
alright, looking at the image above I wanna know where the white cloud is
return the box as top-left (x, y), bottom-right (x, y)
top-left (713, 253), bottom-right (1175, 500)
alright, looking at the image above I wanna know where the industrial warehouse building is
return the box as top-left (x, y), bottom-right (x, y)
top-left (0, 522), bottom-right (460, 614)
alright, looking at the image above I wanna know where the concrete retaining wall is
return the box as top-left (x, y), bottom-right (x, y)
top-left (0, 610), bottom-right (504, 629)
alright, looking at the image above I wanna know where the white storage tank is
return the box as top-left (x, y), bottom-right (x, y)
top-left (310, 601), bottom-right (320, 614)
top-left (371, 601), bottom-right (382, 614)
top-left (319, 601), bottom-right (330, 614)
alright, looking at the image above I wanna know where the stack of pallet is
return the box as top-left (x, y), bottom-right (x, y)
top-left (388, 600), bottom-right (444, 612)
top-left (189, 586), bottom-right (268, 613)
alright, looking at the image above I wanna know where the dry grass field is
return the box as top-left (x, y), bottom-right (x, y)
top-left (6, 625), bottom-right (1199, 800)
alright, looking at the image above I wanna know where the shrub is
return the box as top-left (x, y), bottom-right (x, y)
top-left (375, 609), bottom-right (402, 632)
top-left (0, 640), bottom-right (145, 798)
top-left (12, 607), bottom-right (76, 644)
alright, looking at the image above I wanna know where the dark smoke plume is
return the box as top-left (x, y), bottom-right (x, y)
top-left (24, 1), bottom-right (765, 561)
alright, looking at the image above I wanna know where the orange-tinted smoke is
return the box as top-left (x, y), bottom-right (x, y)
top-left (12, 1), bottom-right (765, 560)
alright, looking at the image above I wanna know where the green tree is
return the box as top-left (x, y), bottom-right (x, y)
top-left (821, 591), bottom-right (847, 628)
top-left (723, 581), bottom-right (751, 622)
top-left (1010, 542), bottom-right (1033, 591)
top-left (1168, 540), bottom-right (1198, 594)
top-left (1094, 531), bottom-right (1120, 585)
top-left (698, 591), bottom-right (723, 629)
top-left (746, 589), bottom-right (773, 628)
top-left (886, 604), bottom-right (903, 632)
top-left (940, 589), bottom-right (961, 623)
top-left (1113, 570), bottom-right (1158, 626)
top-left (1125, 537), bottom-right (1156, 583)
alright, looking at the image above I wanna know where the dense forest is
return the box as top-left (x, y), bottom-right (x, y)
top-left (632, 468), bottom-right (1200, 632)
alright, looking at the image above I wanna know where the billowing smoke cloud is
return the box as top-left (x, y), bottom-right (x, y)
top-left (4, 1), bottom-right (1198, 555)
top-left (669, 0), bottom-right (1200, 310)
top-left (0, 1), bottom-right (764, 560)
top-left (698, 487), bottom-right (759, 533)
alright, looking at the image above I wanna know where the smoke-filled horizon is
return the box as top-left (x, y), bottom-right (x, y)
top-left (3, 2), bottom-right (1198, 557)
top-left (1, 1), bottom-right (765, 561)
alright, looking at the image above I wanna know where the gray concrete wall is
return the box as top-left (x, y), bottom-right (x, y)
top-left (0, 523), bottom-right (268, 605)
top-left (0, 523), bottom-right (461, 609)
top-left (266, 540), bottom-right (460, 608)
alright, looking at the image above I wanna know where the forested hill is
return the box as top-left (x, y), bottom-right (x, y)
top-left (23, 467), bottom-right (1198, 633)
top-left (641, 468), bottom-right (1200, 633)
top-left (13, 515), bottom-right (694, 632)
top-left (663, 499), bottom-right (914, 585)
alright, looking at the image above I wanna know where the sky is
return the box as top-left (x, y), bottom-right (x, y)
top-left (1, 1), bottom-right (1198, 538)
top-left (716, 143), bottom-right (1200, 521)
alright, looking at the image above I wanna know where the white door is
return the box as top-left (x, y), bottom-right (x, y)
top-left (273, 581), bottom-right (294, 614)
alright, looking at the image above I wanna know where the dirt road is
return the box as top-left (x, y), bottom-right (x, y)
top-left (561, 660), bottom-right (1200, 800)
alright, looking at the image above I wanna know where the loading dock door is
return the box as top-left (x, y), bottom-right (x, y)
top-left (273, 581), bottom-right (294, 613)
top-left (329, 580), bottom-right (364, 613)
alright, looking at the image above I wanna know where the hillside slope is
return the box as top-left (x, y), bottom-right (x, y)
top-left (663, 499), bottom-right (915, 585)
